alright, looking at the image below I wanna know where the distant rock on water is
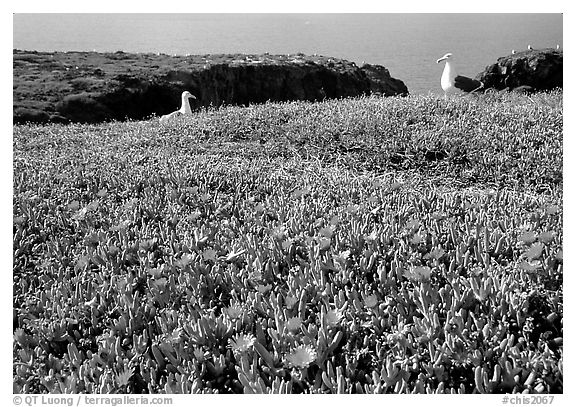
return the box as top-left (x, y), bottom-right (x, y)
top-left (13, 50), bottom-right (408, 124)
top-left (476, 48), bottom-right (562, 92)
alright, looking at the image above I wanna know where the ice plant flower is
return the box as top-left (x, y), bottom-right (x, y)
top-left (333, 250), bottom-right (350, 270)
top-left (405, 266), bottom-right (432, 282)
top-left (364, 294), bottom-right (378, 308)
top-left (257, 284), bottom-right (272, 294)
top-left (286, 316), bottom-right (302, 332)
top-left (286, 345), bottom-right (317, 368)
top-left (254, 202), bottom-right (265, 213)
top-left (166, 328), bottom-right (184, 344)
top-left (188, 210), bottom-right (202, 221)
top-left (426, 247), bottom-right (445, 261)
top-left (223, 304), bottom-right (244, 320)
top-left (345, 204), bottom-right (359, 214)
top-left (115, 369), bottom-right (132, 387)
top-left (518, 231), bottom-right (537, 245)
top-left (386, 331), bottom-right (407, 347)
top-left (281, 239), bottom-right (292, 251)
top-left (228, 333), bottom-right (256, 354)
top-left (250, 269), bottom-right (263, 282)
top-left (319, 226), bottom-right (334, 238)
top-left (203, 249), bottom-right (217, 262)
top-left (318, 237), bottom-right (331, 250)
top-left (538, 230), bottom-right (555, 244)
top-left (410, 234), bottom-right (425, 244)
top-left (325, 308), bottom-right (343, 328)
top-left (365, 230), bottom-right (378, 242)
top-left (285, 294), bottom-right (298, 309)
top-left (193, 348), bottom-right (206, 362)
top-left (272, 226), bottom-right (287, 241)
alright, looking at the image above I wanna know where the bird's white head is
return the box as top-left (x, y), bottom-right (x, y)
top-left (437, 53), bottom-right (453, 64)
top-left (182, 91), bottom-right (196, 99)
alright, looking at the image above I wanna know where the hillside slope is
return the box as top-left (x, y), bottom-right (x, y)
top-left (13, 92), bottom-right (563, 394)
top-left (13, 50), bottom-right (408, 124)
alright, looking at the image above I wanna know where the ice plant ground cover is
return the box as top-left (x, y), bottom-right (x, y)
top-left (13, 91), bottom-right (562, 394)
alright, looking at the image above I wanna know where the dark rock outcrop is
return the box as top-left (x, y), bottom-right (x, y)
top-left (476, 48), bottom-right (562, 92)
top-left (360, 63), bottom-right (408, 95)
top-left (13, 50), bottom-right (408, 124)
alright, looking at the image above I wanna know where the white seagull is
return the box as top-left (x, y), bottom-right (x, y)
top-left (436, 53), bottom-right (484, 98)
top-left (159, 91), bottom-right (196, 123)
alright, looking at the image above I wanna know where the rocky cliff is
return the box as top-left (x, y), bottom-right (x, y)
top-left (476, 48), bottom-right (562, 92)
top-left (13, 50), bottom-right (408, 124)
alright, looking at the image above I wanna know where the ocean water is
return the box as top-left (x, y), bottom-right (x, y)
top-left (13, 13), bottom-right (563, 95)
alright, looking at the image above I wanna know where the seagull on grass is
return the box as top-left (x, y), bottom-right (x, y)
top-left (159, 91), bottom-right (196, 123)
top-left (436, 53), bottom-right (484, 98)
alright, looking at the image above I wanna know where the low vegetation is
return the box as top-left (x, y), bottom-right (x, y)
top-left (13, 91), bottom-right (563, 394)
top-left (13, 49), bottom-right (407, 124)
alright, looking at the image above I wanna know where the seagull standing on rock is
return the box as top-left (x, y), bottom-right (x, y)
top-left (159, 91), bottom-right (196, 123)
top-left (436, 53), bottom-right (484, 98)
